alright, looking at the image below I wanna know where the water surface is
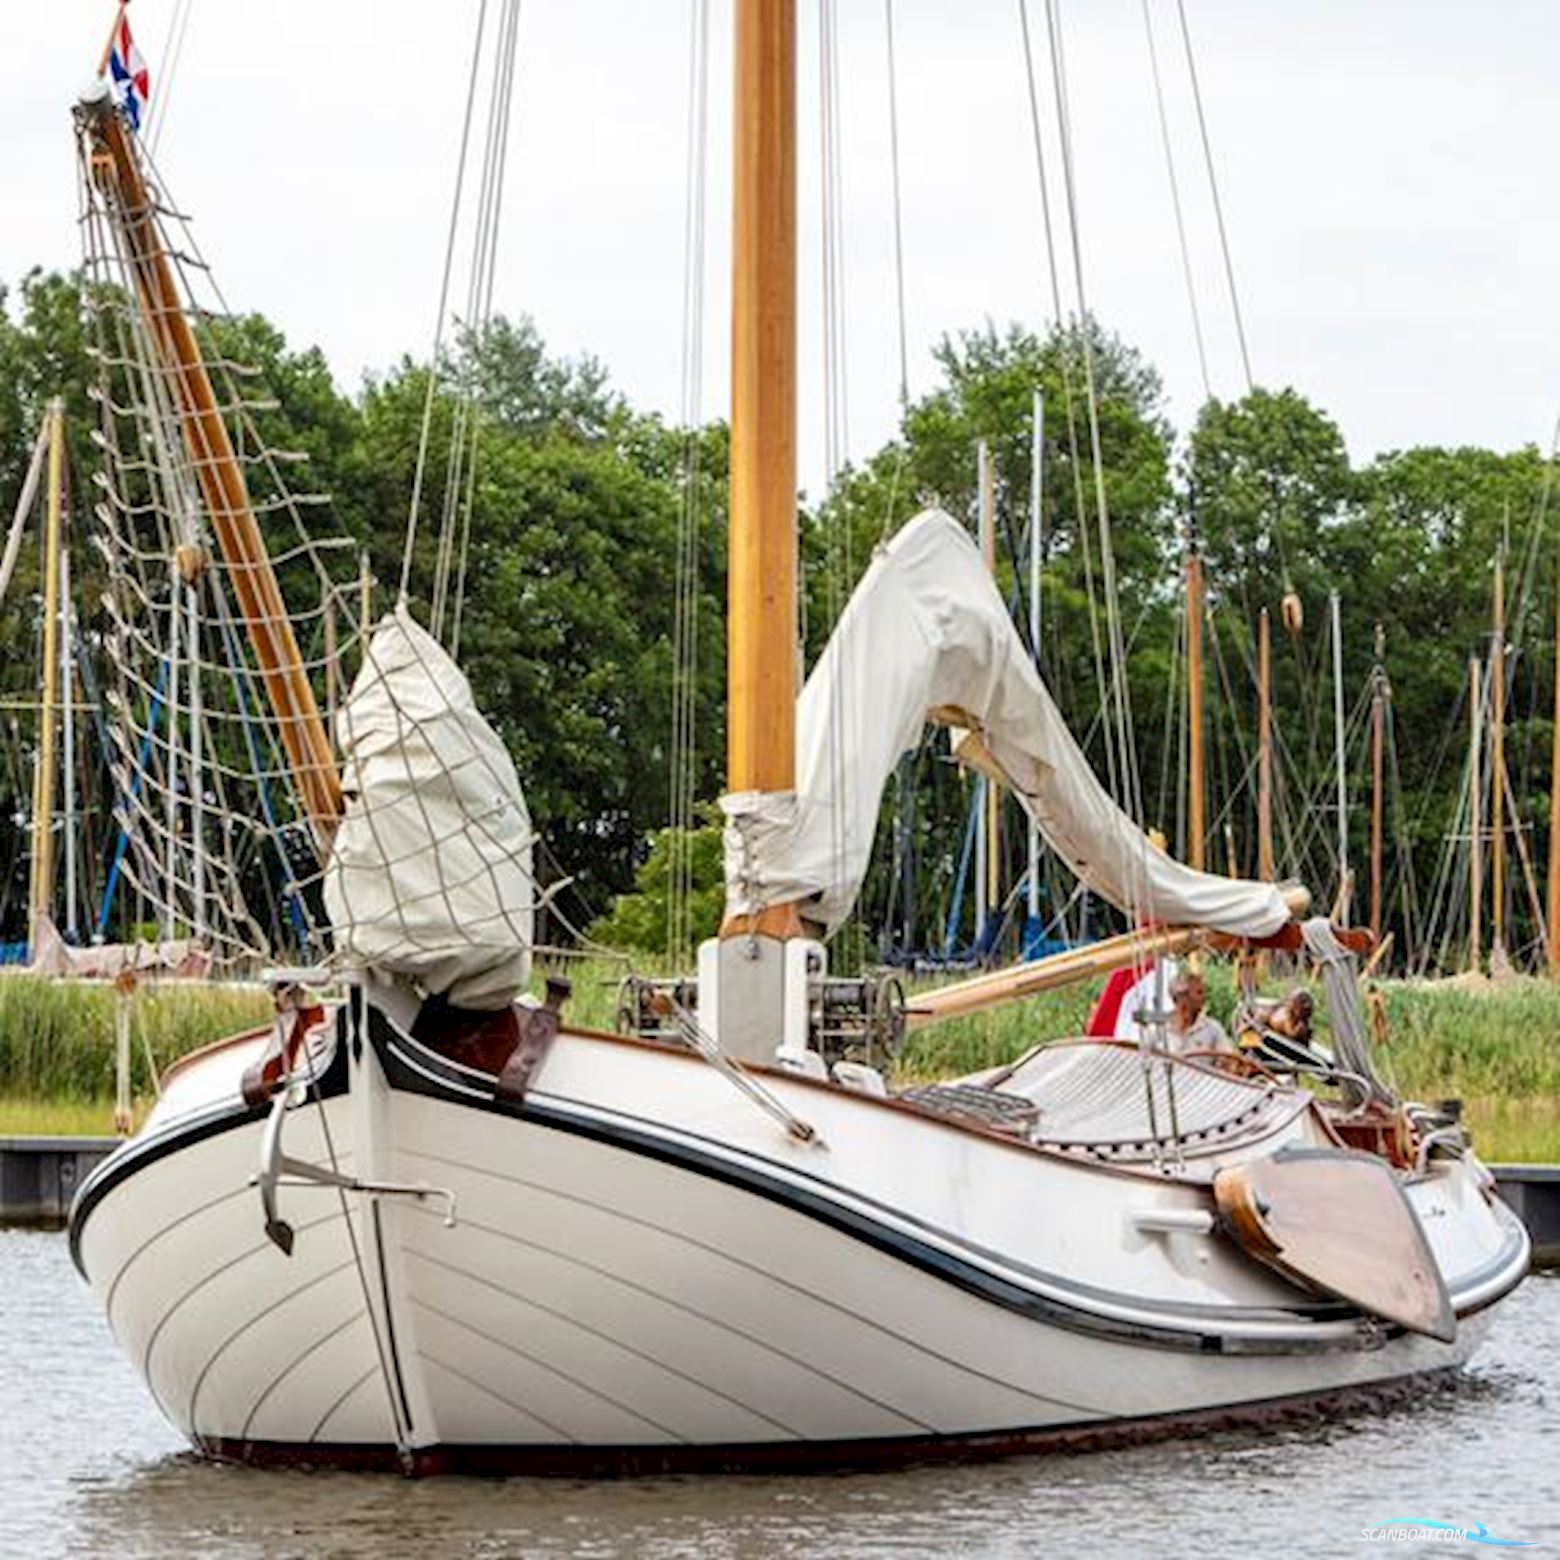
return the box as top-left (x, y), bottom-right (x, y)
top-left (3, 1231), bottom-right (1554, 1557)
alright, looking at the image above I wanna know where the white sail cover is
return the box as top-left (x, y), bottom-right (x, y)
top-left (323, 606), bottom-right (534, 1009)
top-left (723, 508), bottom-right (1294, 940)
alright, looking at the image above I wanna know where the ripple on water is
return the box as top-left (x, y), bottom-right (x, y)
top-left (2, 1231), bottom-right (1555, 1560)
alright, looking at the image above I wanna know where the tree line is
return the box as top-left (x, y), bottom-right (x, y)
top-left (0, 267), bottom-right (1550, 971)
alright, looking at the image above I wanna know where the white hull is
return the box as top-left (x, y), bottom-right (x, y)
top-left (71, 998), bottom-right (1528, 1472)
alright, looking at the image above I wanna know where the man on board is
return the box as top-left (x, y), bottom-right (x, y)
top-left (1165, 969), bottom-right (1231, 1055)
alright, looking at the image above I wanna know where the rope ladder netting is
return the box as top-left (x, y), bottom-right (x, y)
top-left (75, 84), bottom-right (539, 1003)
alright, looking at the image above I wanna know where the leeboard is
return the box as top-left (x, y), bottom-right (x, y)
top-left (1214, 1147), bottom-right (1456, 1342)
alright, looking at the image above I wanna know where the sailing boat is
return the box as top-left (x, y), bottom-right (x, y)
top-left (70, 3), bottom-right (1526, 1473)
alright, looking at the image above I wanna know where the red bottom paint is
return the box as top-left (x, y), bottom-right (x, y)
top-left (195, 1367), bottom-right (1458, 1478)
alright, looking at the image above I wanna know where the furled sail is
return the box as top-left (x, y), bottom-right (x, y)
top-left (323, 607), bottom-right (534, 1008)
top-left (723, 508), bottom-right (1294, 940)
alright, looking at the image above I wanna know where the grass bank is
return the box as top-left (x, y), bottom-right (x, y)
top-left (0, 958), bottom-right (1552, 1161)
top-left (893, 967), bottom-right (1560, 1161)
top-left (0, 977), bottom-right (271, 1106)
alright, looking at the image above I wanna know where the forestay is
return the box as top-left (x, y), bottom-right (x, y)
top-left (723, 508), bottom-right (1293, 939)
top-left (324, 606), bottom-right (534, 1009)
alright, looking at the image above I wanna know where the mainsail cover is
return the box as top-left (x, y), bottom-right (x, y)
top-left (723, 508), bottom-right (1294, 940)
top-left (324, 607), bottom-right (534, 1009)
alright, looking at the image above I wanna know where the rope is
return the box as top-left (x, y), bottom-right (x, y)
top-left (1016, 0), bottom-right (1117, 802)
top-left (873, 0), bottom-right (914, 546)
top-left (401, 0), bottom-right (492, 607)
top-left (1042, 0), bottom-right (1150, 903)
top-left (667, 0), bottom-right (712, 967)
top-left (1140, 0), bottom-right (1210, 401)
top-left (1175, 0), bottom-right (1253, 391)
top-left (144, 0), bottom-right (194, 159)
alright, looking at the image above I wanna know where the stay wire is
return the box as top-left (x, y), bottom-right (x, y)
top-left (401, 0), bottom-right (492, 607)
top-left (1176, 0), bottom-right (1252, 391)
top-left (1140, 0), bottom-right (1210, 401)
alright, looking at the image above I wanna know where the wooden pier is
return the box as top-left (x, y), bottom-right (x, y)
top-left (1492, 1164), bottom-right (1560, 1268)
top-left (0, 1136), bottom-right (118, 1227)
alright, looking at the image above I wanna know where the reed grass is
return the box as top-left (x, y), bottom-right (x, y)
top-left (0, 956), bottom-right (1552, 1161)
top-left (0, 977), bottom-right (271, 1102)
top-left (894, 968), bottom-right (1560, 1103)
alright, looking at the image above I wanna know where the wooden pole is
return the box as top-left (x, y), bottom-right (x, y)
top-left (61, 544), bottom-right (78, 942)
top-left (96, 2), bottom-right (129, 81)
top-left (323, 577), bottom-right (339, 738)
top-left (1257, 606), bottom-right (1274, 882)
top-left (80, 93), bottom-right (342, 844)
top-left (1027, 391), bottom-right (1044, 929)
top-left (910, 924), bottom-right (1213, 1029)
top-left (1186, 541), bottom-right (1205, 871)
top-left (722, 0), bottom-right (798, 940)
top-left (978, 440), bottom-right (998, 940)
top-left (28, 398), bottom-right (64, 951)
top-left (1469, 655), bottom-right (1483, 973)
top-left (1370, 622), bottom-right (1386, 946)
top-left (1491, 553), bottom-right (1507, 960)
top-left (1330, 591), bottom-right (1349, 922)
top-left (910, 883), bottom-right (1312, 1029)
top-left (1548, 544), bottom-right (1560, 974)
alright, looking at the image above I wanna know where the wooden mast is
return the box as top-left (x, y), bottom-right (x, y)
top-left (1469, 655), bottom-right (1483, 973)
top-left (79, 92), bottom-right (342, 843)
top-left (1491, 551), bottom-right (1507, 962)
top-left (1257, 605), bottom-right (1274, 882)
top-left (1185, 538), bottom-right (1206, 871)
top-left (978, 440), bottom-right (998, 943)
top-left (1369, 622), bottom-right (1386, 946)
top-left (28, 397), bottom-right (65, 950)
top-left (721, 0), bottom-right (797, 940)
top-left (1548, 545), bottom-right (1560, 974)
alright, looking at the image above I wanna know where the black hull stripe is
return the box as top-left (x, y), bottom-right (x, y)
top-left (377, 1028), bottom-right (1373, 1356)
top-left (69, 1034), bottom-right (351, 1278)
top-left (70, 1011), bottom-right (1525, 1363)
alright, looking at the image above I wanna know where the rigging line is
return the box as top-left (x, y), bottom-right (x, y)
top-left (1157, 587), bottom-right (1184, 837)
top-left (1497, 412), bottom-right (1560, 664)
top-left (875, 0), bottom-right (914, 546)
top-left (145, 0), bottom-right (194, 159)
top-left (450, 0), bottom-right (525, 657)
top-left (820, 0), bottom-right (857, 947)
top-left (1016, 0), bottom-right (1116, 800)
top-left (1175, 0), bottom-right (1252, 391)
top-left (884, 1), bottom-right (910, 406)
top-left (401, 0), bottom-right (492, 607)
top-left (668, 0), bottom-right (711, 966)
top-left (435, 0), bottom-right (520, 642)
top-left (1044, 0), bottom-right (1146, 853)
top-left (1140, 0), bottom-right (1210, 401)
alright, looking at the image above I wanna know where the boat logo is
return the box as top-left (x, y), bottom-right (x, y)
top-left (1361, 1519), bottom-right (1533, 1547)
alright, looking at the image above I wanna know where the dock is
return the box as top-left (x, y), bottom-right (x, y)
top-left (1492, 1164), bottom-right (1560, 1268)
top-left (1, 1136), bottom-right (118, 1227)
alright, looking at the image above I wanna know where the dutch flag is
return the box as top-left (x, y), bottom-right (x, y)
top-left (107, 11), bottom-right (150, 132)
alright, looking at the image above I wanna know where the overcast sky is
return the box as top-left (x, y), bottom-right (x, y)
top-left (5, 2), bottom-right (1559, 495)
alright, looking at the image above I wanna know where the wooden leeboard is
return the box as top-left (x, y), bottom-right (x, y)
top-left (1215, 1148), bottom-right (1456, 1342)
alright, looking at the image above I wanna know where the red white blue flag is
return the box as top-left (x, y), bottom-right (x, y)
top-left (107, 11), bottom-right (150, 132)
